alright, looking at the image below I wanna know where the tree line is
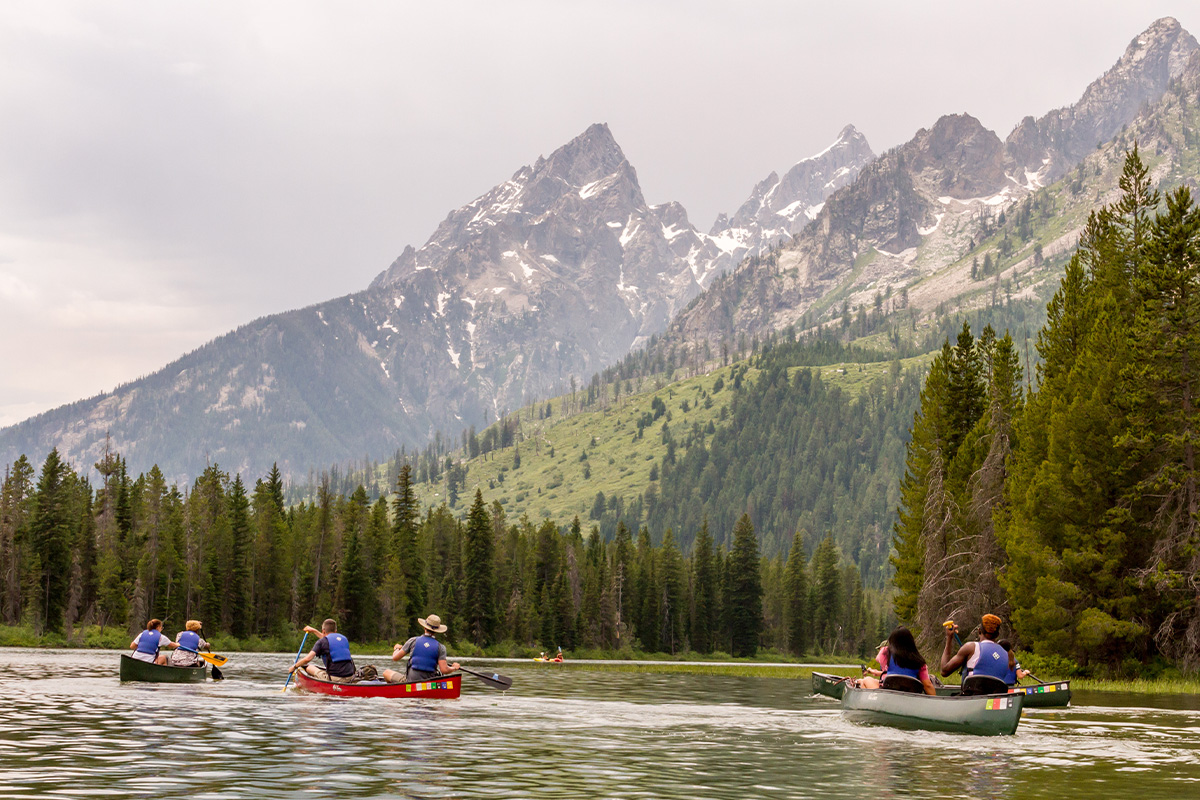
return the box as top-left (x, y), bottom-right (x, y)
top-left (0, 447), bottom-right (887, 657)
top-left (894, 148), bottom-right (1200, 670)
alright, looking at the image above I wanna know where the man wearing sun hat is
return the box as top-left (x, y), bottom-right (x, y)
top-left (382, 614), bottom-right (461, 683)
top-left (938, 613), bottom-right (1016, 682)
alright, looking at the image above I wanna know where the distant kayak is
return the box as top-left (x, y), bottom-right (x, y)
top-left (533, 657), bottom-right (564, 663)
top-left (292, 669), bottom-right (461, 698)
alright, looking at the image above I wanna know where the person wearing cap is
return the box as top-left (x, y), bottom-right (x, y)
top-left (288, 618), bottom-right (359, 684)
top-left (129, 619), bottom-right (178, 665)
top-left (168, 620), bottom-right (211, 667)
top-left (383, 614), bottom-right (460, 683)
top-left (939, 613), bottom-right (1015, 682)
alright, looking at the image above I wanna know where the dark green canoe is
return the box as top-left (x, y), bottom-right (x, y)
top-left (841, 685), bottom-right (1024, 736)
top-left (812, 671), bottom-right (853, 700)
top-left (937, 680), bottom-right (1071, 708)
top-left (119, 654), bottom-right (207, 683)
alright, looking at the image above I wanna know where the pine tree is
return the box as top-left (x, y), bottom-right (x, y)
top-left (227, 474), bottom-right (253, 638)
top-left (1, 456), bottom-right (35, 625)
top-left (30, 449), bottom-right (73, 633)
top-left (462, 489), bottom-right (496, 644)
top-left (783, 529), bottom-right (809, 656)
top-left (811, 535), bottom-right (841, 652)
top-left (689, 519), bottom-right (718, 653)
top-left (391, 465), bottom-right (426, 637)
top-left (726, 514), bottom-right (763, 657)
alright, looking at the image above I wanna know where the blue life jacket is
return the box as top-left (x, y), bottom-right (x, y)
top-left (410, 635), bottom-right (441, 673)
top-left (135, 630), bottom-right (162, 656)
top-left (326, 633), bottom-right (352, 663)
top-left (969, 640), bottom-right (1010, 681)
top-left (885, 653), bottom-right (920, 680)
top-left (177, 631), bottom-right (201, 652)
top-left (1004, 664), bottom-right (1018, 685)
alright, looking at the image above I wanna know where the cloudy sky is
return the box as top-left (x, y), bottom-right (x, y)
top-left (0, 1), bottom-right (1196, 427)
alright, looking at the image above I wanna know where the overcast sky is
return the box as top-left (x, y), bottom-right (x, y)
top-left (0, 1), bottom-right (1196, 427)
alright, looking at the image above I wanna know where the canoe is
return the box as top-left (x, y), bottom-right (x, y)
top-left (293, 669), bottom-right (461, 698)
top-left (812, 671), bottom-right (852, 700)
top-left (937, 680), bottom-right (1072, 708)
top-left (841, 685), bottom-right (1024, 736)
top-left (119, 654), bottom-right (207, 683)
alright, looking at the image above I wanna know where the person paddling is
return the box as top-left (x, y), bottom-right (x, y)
top-left (858, 626), bottom-right (936, 695)
top-left (168, 620), bottom-right (210, 667)
top-left (940, 613), bottom-right (1016, 685)
top-left (384, 614), bottom-right (460, 683)
top-left (129, 619), bottom-right (178, 665)
top-left (289, 619), bottom-right (359, 684)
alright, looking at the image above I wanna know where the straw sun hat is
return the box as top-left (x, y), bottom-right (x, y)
top-left (418, 614), bottom-right (448, 633)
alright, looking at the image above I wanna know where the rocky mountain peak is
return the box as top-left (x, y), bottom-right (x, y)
top-left (906, 113), bottom-right (1006, 198)
top-left (1005, 17), bottom-right (1199, 180)
top-left (539, 122), bottom-right (628, 188)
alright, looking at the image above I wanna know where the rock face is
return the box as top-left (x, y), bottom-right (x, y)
top-left (0, 123), bottom-right (864, 481)
top-left (1006, 17), bottom-right (1199, 181)
top-left (706, 125), bottom-right (874, 272)
top-left (664, 17), bottom-right (1200, 350)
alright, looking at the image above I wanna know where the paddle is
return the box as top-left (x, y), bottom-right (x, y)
top-left (282, 631), bottom-right (311, 692)
top-left (457, 666), bottom-right (513, 691)
top-left (175, 644), bottom-right (229, 668)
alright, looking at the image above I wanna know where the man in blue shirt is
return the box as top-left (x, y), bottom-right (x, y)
top-left (289, 619), bottom-right (359, 683)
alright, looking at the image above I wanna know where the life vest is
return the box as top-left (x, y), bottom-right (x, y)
top-left (177, 631), bottom-right (201, 652)
top-left (326, 633), bottom-right (352, 663)
top-left (966, 640), bottom-right (1009, 681)
top-left (135, 630), bottom-right (162, 657)
top-left (410, 635), bottom-right (441, 673)
top-left (885, 652), bottom-right (920, 680)
top-left (1004, 664), bottom-right (1018, 685)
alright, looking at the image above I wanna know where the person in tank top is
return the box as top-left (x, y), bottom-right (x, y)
top-left (288, 619), bottom-right (359, 683)
top-left (939, 613), bottom-right (1016, 680)
top-left (129, 619), bottom-right (178, 665)
top-left (383, 614), bottom-right (460, 683)
top-left (858, 626), bottom-right (936, 694)
top-left (168, 620), bottom-right (211, 667)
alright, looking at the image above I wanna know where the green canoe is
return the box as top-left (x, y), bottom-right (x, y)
top-left (119, 654), bottom-right (207, 683)
top-left (937, 680), bottom-right (1071, 708)
top-left (840, 685), bottom-right (1024, 736)
top-left (812, 671), bottom-right (853, 700)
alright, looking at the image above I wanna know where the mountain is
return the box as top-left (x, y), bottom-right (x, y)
top-left (706, 125), bottom-right (874, 270)
top-left (663, 17), bottom-right (1200, 350)
top-left (0, 124), bottom-right (863, 482)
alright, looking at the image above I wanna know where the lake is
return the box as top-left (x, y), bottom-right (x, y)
top-left (1, 648), bottom-right (1197, 798)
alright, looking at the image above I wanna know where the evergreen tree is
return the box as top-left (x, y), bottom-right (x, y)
top-left (462, 489), bottom-right (496, 645)
top-left (689, 519), bottom-right (718, 653)
top-left (227, 474), bottom-right (253, 638)
top-left (30, 449), bottom-right (72, 633)
top-left (726, 514), bottom-right (763, 657)
top-left (783, 529), bottom-right (810, 656)
top-left (391, 465), bottom-right (426, 637)
top-left (811, 535), bottom-right (842, 652)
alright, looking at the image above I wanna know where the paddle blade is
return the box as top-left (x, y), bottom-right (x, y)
top-left (211, 665), bottom-right (223, 681)
top-left (460, 667), bottom-right (512, 691)
top-left (198, 651), bottom-right (229, 667)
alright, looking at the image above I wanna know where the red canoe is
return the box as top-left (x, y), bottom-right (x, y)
top-left (293, 669), bottom-right (462, 699)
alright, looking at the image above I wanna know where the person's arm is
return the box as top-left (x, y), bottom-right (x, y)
top-left (940, 626), bottom-right (974, 677)
top-left (129, 633), bottom-right (139, 651)
top-left (392, 639), bottom-right (412, 662)
top-left (289, 649), bottom-right (318, 674)
top-left (438, 657), bottom-right (461, 673)
top-left (921, 676), bottom-right (936, 695)
top-left (164, 633), bottom-right (179, 650)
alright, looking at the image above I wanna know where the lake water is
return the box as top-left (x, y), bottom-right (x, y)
top-left (1, 648), bottom-right (1198, 799)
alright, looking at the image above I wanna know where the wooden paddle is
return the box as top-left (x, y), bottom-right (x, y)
top-left (457, 666), bottom-right (513, 691)
top-left (175, 644), bottom-right (229, 667)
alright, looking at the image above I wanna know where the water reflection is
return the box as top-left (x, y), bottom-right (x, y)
top-left (0, 649), bottom-right (1198, 799)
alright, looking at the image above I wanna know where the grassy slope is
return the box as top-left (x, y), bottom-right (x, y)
top-left (416, 355), bottom-right (930, 524)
